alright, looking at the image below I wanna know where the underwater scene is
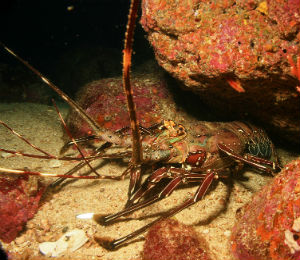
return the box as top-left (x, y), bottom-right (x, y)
top-left (0, 0), bottom-right (299, 259)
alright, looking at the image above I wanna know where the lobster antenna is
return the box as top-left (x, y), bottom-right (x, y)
top-left (122, 0), bottom-right (143, 164)
top-left (0, 41), bottom-right (123, 146)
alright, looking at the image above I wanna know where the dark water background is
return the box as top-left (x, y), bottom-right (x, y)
top-left (0, 0), bottom-right (153, 98)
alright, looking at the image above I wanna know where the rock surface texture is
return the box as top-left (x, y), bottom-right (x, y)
top-left (230, 158), bottom-right (300, 260)
top-left (0, 176), bottom-right (45, 243)
top-left (65, 73), bottom-right (185, 138)
top-left (140, 0), bottom-right (300, 145)
top-left (143, 219), bottom-right (212, 260)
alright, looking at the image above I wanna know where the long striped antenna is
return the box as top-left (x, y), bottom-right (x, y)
top-left (122, 0), bottom-right (142, 165)
top-left (0, 41), bottom-right (123, 146)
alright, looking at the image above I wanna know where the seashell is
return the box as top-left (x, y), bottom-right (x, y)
top-left (39, 229), bottom-right (88, 257)
top-left (49, 159), bottom-right (62, 168)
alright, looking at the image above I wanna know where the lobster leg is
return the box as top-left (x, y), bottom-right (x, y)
top-left (126, 167), bottom-right (208, 207)
top-left (50, 159), bottom-right (97, 187)
top-left (98, 172), bottom-right (183, 225)
top-left (56, 123), bottom-right (155, 186)
top-left (59, 123), bottom-right (148, 155)
top-left (0, 119), bottom-right (56, 158)
top-left (95, 170), bottom-right (216, 250)
top-left (50, 148), bottom-right (128, 187)
top-left (98, 169), bottom-right (210, 224)
top-left (0, 121), bottom-right (100, 161)
top-left (126, 166), bottom-right (170, 207)
top-left (0, 167), bottom-right (118, 180)
top-left (244, 154), bottom-right (281, 171)
top-left (217, 143), bottom-right (281, 175)
top-left (52, 99), bottom-right (103, 178)
top-left (127, 165), bottom-right (142, 199)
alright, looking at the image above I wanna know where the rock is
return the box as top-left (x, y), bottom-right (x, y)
top-left (39, 229), bottom-right (88, 257)
top-left (65, 73), bottom-right (176, 138)
top-left (0, 175), bottom-right (45, 243)
top-left (64, 71), bottom-right (222, 143)
top-left (140, 0), bottom-right (300, 145)
top-left (143, 219), bottom-right (212, 260)
top-left (230, 158), bottom-right (300, 260)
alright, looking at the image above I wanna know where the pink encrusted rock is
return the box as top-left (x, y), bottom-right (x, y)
top-left (65, 73), bottom-right (178, 138)
top-left (230, 158), bottom-right (300, 260)
top-left (0, 175), bottom-right (45, 243)
top-left (143, 219), bottom-right (212, 260)
top-left (140, 0), bottom-right (300, 145)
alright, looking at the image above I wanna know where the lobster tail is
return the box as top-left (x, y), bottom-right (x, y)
top-left (247, 131), bottom-right (273, 159)
top-left (227, 121), bottom-right (274, 159)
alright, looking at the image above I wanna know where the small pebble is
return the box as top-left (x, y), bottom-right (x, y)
top-left (15, 236), bottom-right (26, 245)
top-left (49, 159), bottom-right (62, 168)
top-left (62, 226), bottom-right (69, 233)
top-left (224, 230), bottom-right (231, 237)
top-left (202, 229), bottom-right (209, 234)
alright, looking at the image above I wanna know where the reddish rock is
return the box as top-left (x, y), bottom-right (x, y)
top-left (140, 0), bottom-right (300, 145)
top-left (0, 175), bottom-right (45, 243)
top-left (143, 219), bottom-right (212, 260)
top-left (65, 73), bottom-right (178, 138)
top-left (230, 158), bottom-right (300, 260)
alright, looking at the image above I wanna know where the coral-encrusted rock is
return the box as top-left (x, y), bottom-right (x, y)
top-left (140, 0), bottom-right (300, 145)
top-left (65, 73), bottom-right (177, 138)
top-left (143, 219), bottom-right (212, 260)
top-left (0, 175), bottom-right (45, 243)
top-left (230, 158), bottom-right (300, 260)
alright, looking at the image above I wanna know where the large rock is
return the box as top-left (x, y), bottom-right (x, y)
top-left (140, 0), bottom-right (300, 145)
top-left (65, 73), bottom-right (178, 138)
top-left (64, 72), bottom-right (221, 140)
top-left (143, 219), bottom-right (212, 260)
top-left (230, 158), bottom-right (300, 260)
top-left (0, 175), bottom-right (45, 243)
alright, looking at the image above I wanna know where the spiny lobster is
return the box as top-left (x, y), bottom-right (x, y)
top-left (0, 0), bottom-right (281, 251)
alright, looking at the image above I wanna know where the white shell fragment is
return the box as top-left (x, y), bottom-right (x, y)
top-left (76, 212), bottom-right (95, 219)
top-left (49, 159), bottom-right (62, 168)
top-left (292, 217), bottom-right (300, 232)
top-left (39, 229), bottom-right (88, 257)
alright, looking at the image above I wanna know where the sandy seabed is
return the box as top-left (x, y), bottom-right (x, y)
top-left (0, 102), bottom-right (298, 260)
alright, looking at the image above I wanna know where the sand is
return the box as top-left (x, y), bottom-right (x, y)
top-left (0, 102), bottom-right (298, 260)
